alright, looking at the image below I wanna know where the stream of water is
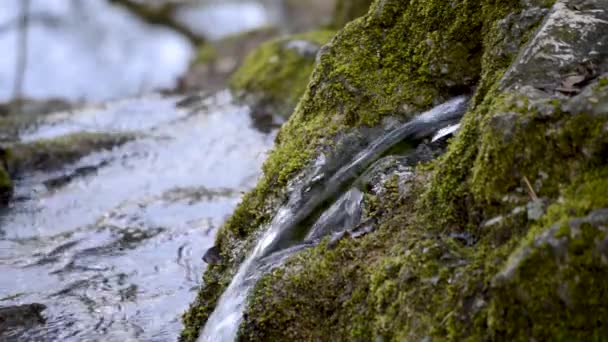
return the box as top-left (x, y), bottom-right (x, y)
top-left (198, 96), bottom-right (468, 341)
top-left (0, 91), bottom-right (276, 341)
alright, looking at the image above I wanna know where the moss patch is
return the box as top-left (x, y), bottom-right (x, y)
top-left (229, 30), bottom-right (336, 120)
top-left (239, 79), bottom-right (608, 340)
top-left (489, 169), bottom-right (608, 340)
top-left (181, 0), bottom-right (599, 340)
top-left (181, 0), bottom-right (536, 339)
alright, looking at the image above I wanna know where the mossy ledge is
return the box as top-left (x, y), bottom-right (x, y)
top-left (180, 0), bottom-right (608, 341)
top-left (5, 132), bottom-right (133, 176)
top-left (229, 30), bottom-right (337, 121)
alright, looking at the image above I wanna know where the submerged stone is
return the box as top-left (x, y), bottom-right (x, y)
top-left (5, 132), bottom-right (133, 176)
top-left (203, 246), bottom-right (222, 265)
top-left (0, 303), bottom-right (46, 334)
top-left (182, 1), bottom-right (608, 341)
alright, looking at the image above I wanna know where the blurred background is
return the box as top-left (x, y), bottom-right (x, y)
top-left (0, 0), bottom-right (342, 105)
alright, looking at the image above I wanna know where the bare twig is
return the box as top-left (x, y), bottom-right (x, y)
top-left (107, 0), bottom-right (205, 45)
top-left (13, 0), bottom-right (31, 101)
top-left (523, 176), bottom-right (538, 201)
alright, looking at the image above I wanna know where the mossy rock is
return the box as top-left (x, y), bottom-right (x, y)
top-left (240, 80), bottom-right (608, 341)
top-left (181, 0), bottom-right (538, 339)
top-left (179, 27), bottom-right (280, 93)
top-left (0, 98), bottom-right (75, 143)
top-left (229, 30), bottom-right (336, 121)
top-left (182, 0), bottom-right (608, 341)
top-left (490, 206), bottom-right (608, 340)
top-left (5, 132), bottom-right (133, 175)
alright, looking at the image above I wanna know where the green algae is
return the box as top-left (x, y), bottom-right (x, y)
top-left (229, 30), bottom-right (336, 120)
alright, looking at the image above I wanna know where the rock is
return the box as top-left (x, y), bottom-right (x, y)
top-left (490, 208), bottom-right (608, 338)
top-left (0, 165), bottom-right (12, 207)
top-left (177, 27), bottom-right (279, 93)
top-left (501, 0), bottom-right (608, 93)
top-left (43, 162), bottom-right (109, 190)
top-left (182, 1), bottom-right (608, 341)
top-left (327, 230), bottom-right (351, 249)
top-left (5, 132), bottom-right (133, 176)
top-left (282, 0), bottom-right (337, 32)
top-left (284, 40), bottom-right (320, 58)
top-left (526, 198), bottom-right (548, 221)
top-left (305, 188), bottom-right (363, 242)
top-left (0, 98), bottom-right (77, 144)
top-left (203, 246), bottom-right (222, 265)
top-left (0, 98), bottom-right (73, 118)
top-left (229, 30), bottom-right (336, 128)
top-left (0, 303), bottom-right (46, 333)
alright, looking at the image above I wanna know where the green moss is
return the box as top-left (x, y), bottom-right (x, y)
top-left (229, 30), bottom-right (336, 119)
top-left (240, 92), bottom-right (608, 340)
top-left (488, 168), bottom-right (608, 340)
top-left (181, 0), bottom-right (597, 340)
top-left (597, 77), bottom-right (608, 88)
top-left (5, 132), bottom-right (133, 175)
top-left (194, 44), bottom-right (218, 65)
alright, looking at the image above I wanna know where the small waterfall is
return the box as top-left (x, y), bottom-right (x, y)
top-left (198, 96), bottom-right (469, 341)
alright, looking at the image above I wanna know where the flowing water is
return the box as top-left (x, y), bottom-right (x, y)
top-left (0, 91), bottom-right (276, 341)
top-left (198, 96), bottom-right (468, 341)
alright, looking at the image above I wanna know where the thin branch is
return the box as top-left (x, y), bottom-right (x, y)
top-left (523, 176), bottom-right (538, 201)
top-left (107, 0), bottom-right (205, 45)
top-left (13, 0), bottom-right (31, 101)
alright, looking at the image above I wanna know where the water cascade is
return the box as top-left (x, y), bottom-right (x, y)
top-left (198, 96), bottom-right (469, 341)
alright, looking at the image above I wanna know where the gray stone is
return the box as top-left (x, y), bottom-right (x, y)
top-left (284, 40), bottom-right (321, 58)
top-left (203, 246), bottom-right (222, 265)
top-left (501, 0), bottom-right (608, 93)
top-left (527, 198), bottom-right (548, 221)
